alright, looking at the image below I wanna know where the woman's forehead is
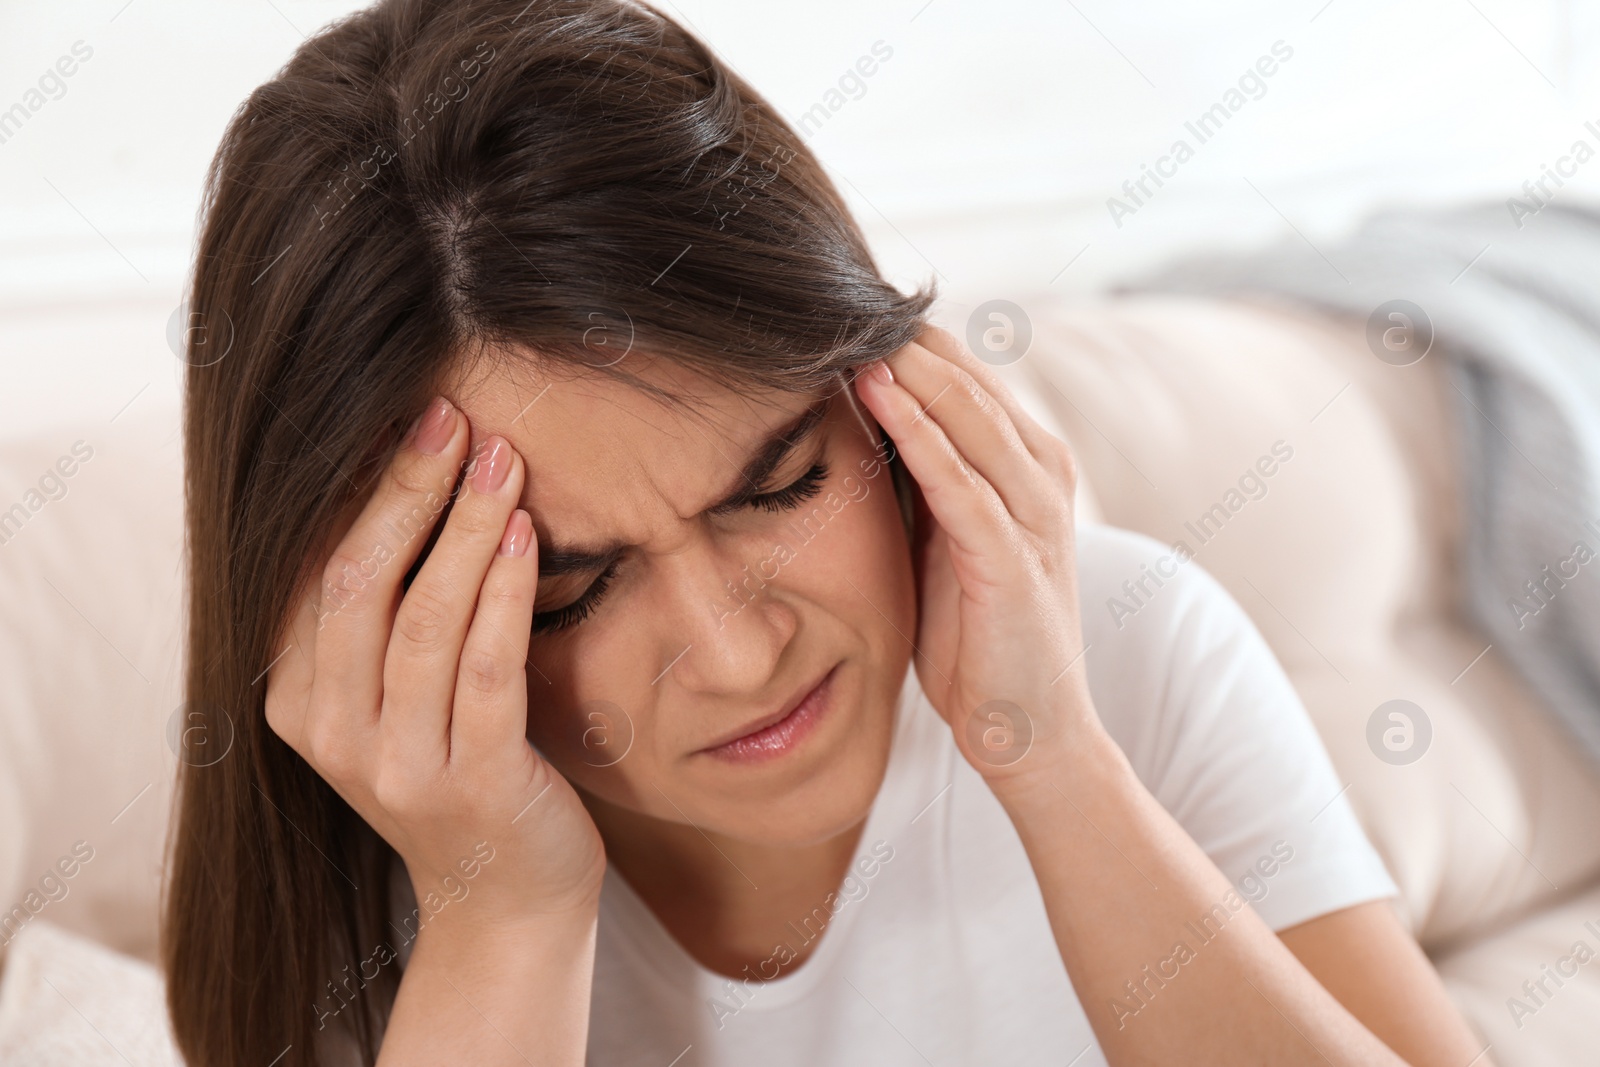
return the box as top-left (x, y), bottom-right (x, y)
top-left (450, 355), bottom-right (799, 470)
top-left (447, 355), bottom-right (828, 547)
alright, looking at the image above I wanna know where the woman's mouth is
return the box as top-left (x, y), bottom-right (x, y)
top-left (698, 664), bottom-right (837, 764)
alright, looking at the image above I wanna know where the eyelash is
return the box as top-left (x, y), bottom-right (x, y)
top-left (531, 558), bottom-right (620, 636)
top-left (743, 459), bottom-right (830, 513)
top-left (530, 460), bottom-right (832, 635)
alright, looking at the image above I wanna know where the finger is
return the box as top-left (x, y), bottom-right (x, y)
top-left (917, 324), bottom-right (1065, 465)
top-left (383, 435), bottom-right (525, 756)
top-left (450, 508), bottom-right (538, 763)
top-left (918, 326), bottom-right (1081, 515)
top-left (854, 365), bottom-right (1015, 563)
top-left (313, 396), bottom-right (471, 727)
top-left (878, 341), bottom-right (1057, 530)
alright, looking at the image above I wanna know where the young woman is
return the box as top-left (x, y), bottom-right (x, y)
top-left (163, 0), bottom-right (1489, 1063)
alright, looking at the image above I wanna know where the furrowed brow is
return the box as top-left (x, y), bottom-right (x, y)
top-left (534, 395), bottom-right (831, 579)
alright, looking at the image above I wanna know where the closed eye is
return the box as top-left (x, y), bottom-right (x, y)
top-left (530, 459), bottom-right (832, 635)
top-left (531, 557), bottom-right (620, 635)
top-left (740, 460), bottom-right (829, 513)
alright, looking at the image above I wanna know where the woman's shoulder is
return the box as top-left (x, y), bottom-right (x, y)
top-left (1073, 520), bottom-right (1248, 659)
top-left (1071, 520), bottom-right (1305, 777)
top-left (1068, 522), bottom-right (1400, 928)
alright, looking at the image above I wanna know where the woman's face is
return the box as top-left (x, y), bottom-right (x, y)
top-left (449, 350), bottom-right (917, 849)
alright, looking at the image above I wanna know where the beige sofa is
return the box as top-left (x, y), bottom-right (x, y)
top-left (1002, 295), bottom-right (1600, 1064)
top-left (1, 294), bottom-right (1596, 1064)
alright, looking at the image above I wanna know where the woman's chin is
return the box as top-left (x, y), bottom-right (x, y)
top-left (703, 752), bottom-right (887, 849)
top-left (689, 675), bottom-right (895, 844)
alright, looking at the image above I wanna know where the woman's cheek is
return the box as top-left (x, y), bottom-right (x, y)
top-left (570, 696), bottom-right (637, 770)
top-left (524, 639), bottom-right (652, 800)
top-left (775, 444), bottom-right (916, 649)
top-left (521, 657), bottom-right (597, 764)
top-left (846, 445), bottom-right (916, 607)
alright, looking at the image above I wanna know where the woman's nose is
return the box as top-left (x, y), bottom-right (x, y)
top-left (659, 533), bottom-right (799, 696)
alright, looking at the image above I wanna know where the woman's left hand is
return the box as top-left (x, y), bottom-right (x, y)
top-left (852, 326), bottom-right (1101, 783)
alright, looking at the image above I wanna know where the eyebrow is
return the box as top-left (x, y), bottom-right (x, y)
top-left (536, 394), bottom-right (832, 578)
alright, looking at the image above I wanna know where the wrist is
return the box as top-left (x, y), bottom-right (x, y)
top-left (383, 887), bottom-right (598, 1067)
top-left (413, 894), bottom-right (599, 967)
top-left (982, 713), bottom-right (1133, 815)
top-left (399, 846), bottom-right (606, 942)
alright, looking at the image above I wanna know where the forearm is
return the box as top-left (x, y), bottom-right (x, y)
top-left (376, 905), bottom-right (598, 1066)
top-left (990, 723), bottom-right (1406, 1066)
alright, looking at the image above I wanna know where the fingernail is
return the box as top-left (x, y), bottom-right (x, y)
top-left (471, 436), bottom-right (510, 493)
top-left (415, 397), bottom-right (455, 455)
top-left (499, 510), bottom-right (531, 557)
top-left (871, 361), bottom-right (894, 386)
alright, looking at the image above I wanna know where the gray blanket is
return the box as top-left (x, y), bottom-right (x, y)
top-left (1121, 201), bottom-right (1600, 774)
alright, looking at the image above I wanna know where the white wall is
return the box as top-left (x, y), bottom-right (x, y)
top-left (3, 0), bottom-right (1598, 439)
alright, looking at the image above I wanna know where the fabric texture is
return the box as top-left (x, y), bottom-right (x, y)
top-left (1120, 202), bottom-right (1600, 774)
top-left (0, 920), bottom-right (180, 1067)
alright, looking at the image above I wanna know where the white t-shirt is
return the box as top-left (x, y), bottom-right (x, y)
top-left (581, 522), bottom-right (1399, 1066)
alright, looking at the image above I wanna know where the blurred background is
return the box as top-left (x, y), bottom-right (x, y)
top-left (5, 2), bottom-right (1600, 1063)
top-left (3, 0), bottom-right (1599, 436)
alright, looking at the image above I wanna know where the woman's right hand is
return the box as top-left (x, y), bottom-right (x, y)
top-left (265, 394), bottom-right (606, 928)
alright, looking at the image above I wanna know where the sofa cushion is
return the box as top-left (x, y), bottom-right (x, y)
top-left (1434, 880), bottom-right (1600, 1067)
top-left (0, 920), bottom-right (178, 1066)
top-left (990, 294), bottom-right (1600, 950)
top-left (0, 404), bottom-right (185, 965)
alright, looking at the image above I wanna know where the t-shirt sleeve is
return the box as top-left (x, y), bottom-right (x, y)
top-left (1079, 524), bottom-right (1399, 932)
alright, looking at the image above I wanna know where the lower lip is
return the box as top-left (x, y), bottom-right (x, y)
top-left (701, 666), bottom-right (837, 765)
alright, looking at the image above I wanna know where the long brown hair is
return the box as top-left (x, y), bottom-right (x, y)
top-left (163, 1), bottom-right (934, 1064)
